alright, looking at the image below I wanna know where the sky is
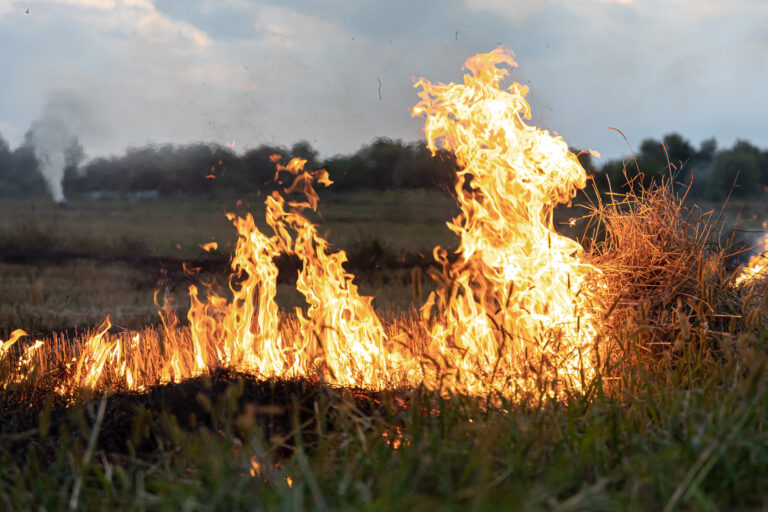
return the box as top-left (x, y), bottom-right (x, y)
top-left (1, 0), bottom-right (767, 163)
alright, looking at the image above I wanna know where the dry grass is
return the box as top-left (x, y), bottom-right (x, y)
top-left (581, 177), bottom-right (765, 387)
top-left (2, 178), bottom-right (767, 404)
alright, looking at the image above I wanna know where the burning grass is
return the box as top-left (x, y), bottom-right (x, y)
top-left (2, 48), bottom-right (767, 406)
top-left (3, 48), bottom-right (768, 508)
top-left (2, 178), bottom-right (762, 402)
top-left (1, 49), bottom-right (610, 401)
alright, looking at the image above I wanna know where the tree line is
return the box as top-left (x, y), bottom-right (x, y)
top-left (1, 131), bottom-right (767, 200)
top-left (588, 134), bottom-right (768, 199)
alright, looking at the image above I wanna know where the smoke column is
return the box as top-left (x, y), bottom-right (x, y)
top-left (26, 92), bottom-right (91, 203)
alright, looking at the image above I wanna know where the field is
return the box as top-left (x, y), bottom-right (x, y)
top-left (0, 190), bottom-right (462, 336)
top-left (2, 189), bottom-right (768, 510)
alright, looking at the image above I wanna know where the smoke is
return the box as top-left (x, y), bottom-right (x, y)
top-left (26, 92), bottom-right (92, 203)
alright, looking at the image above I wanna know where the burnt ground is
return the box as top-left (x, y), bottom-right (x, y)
top-left (0, 369), bottom-right (417, 465)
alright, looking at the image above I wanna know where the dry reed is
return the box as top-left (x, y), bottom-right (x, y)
top-left (583, 175), bottom-right (760, 373)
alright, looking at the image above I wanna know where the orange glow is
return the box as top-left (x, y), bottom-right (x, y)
top-left (412, 47), bottom-right (603, 396)
top-left (249, 456), bottom-right (261, 477)
top-left (3, 49), bottom-right (606, 400)
top-left (734, 233), bottom-right (768, 286)
top-left (1, 329), bottom-right (27, 357)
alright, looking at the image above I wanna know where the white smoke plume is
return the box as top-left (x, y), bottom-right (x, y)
top-left (27, 92), bottom-right (92, 203)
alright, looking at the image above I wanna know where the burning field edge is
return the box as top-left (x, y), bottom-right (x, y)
top-left (3, 48), bottom-right (768, 508)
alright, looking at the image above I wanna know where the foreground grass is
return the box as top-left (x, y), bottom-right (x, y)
top-left (2, 341), bottom-right (768, 511)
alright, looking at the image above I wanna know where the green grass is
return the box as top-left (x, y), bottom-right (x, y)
top-left (3, 344), bottom-right (768, 510)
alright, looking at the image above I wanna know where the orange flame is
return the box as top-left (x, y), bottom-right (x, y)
top-left (1, 329), bottom-right (27, 357)
top-left (734, 233), bottom-right (768, 286)
top-left (412, 47), bottom-right (603, 396)
top-left (4, 49), bottom-right (606, 400)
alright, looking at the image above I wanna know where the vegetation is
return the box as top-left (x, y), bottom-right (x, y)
top-left (2, 174), bottom-right (768, 508)
top-left (3, 129), bottom-right (768, 201)
top-left (3, 354), bottom-right (768, 510)
top-left (3, 123), bottom-right (768, 508)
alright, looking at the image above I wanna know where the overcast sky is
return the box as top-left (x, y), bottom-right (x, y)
top-left (1, 0), bottom-right (767, 163)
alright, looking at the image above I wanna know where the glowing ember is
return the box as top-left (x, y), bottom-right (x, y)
top-left (2, 48), bottom-right (606, 400)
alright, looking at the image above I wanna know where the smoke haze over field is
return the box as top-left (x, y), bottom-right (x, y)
top-left (1, 0), bottom-right (767, 168)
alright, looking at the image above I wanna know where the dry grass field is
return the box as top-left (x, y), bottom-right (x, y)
top-left (0, 190), bottom-right (464, 336)
top-left (2, 189), bottom-right (763, 338)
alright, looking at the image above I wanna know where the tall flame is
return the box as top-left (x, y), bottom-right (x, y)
top-left (2, 49), bottom-right (604, 400)
top-left (413, 48), bottom-right (603, 396)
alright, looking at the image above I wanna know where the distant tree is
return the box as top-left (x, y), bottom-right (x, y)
top-left (597, 133), bottom-right (695, 192)
top-left (682, 137), bottom-right (718, 196)
top-left (5, 144), bottom-right (48, 197)
top-left (696, 138), bottom-right (717, 164)
top-left (240, 143), bottom-right (290, 191)
top-left (662, 133), bottom-right (695, 184)
top-left (708, 144), bottom-right (761, 199)
top-left (399, 144), bottom-right (457, 190)
top-left (0, 134), bottom-right (12, 189)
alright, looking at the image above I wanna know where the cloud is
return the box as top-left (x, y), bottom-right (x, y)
top-left (462, 0), bottom-right (543, 23)
top-left (1, 0), bottom-right (767, 163)
top-left (40, 0), bottom-right (210, 49)
top-left (51, 0), bottom-right (117, 8)
top-left (130, 3), bottom-right (211, 48)
top-left (0, 1), bottom-right (24, 16)
top-left (0, 121), bottom-right (19, 142)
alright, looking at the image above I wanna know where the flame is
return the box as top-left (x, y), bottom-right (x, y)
top-left (734, 233), bottom-right (768, 286)
top-left (184, 156), bottom-right (400, 387)
top-left (0, 329), bottom-right (27, 358)
top-left (187, 210), bottom-right (283, 375)
top-left (3, 48), bottom-right (605, 400)
top-left (412, 47), bottom-right (603, 396)
top-left (264, 158), bottom-right (398, 386)
top-left (199, 242), bottom-right (218, 252)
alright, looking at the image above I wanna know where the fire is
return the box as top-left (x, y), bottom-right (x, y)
top-left (185, 156), bottom-right (401, 387)
top-left (1, 329), bottom-right (27, 358)
top-left (734, 233), bottom-right (768, 286)
top-left (2, 48), bottom-right (605, 400)
top-left (412, 48), bottom-right (603, 396)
